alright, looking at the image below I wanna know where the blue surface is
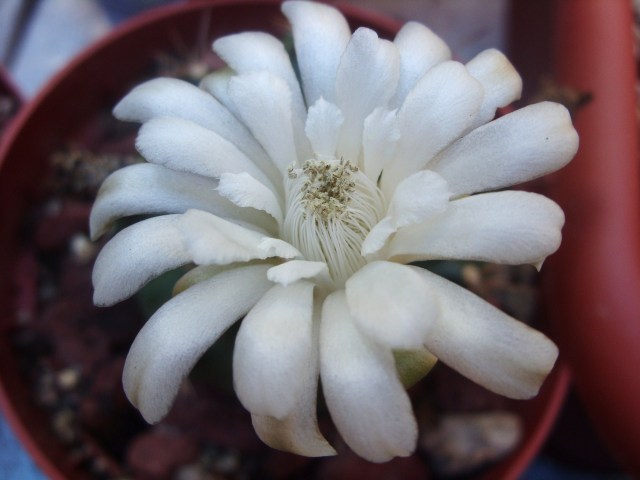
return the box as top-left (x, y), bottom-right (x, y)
top-left (0, 416), bottom-right (46, 480)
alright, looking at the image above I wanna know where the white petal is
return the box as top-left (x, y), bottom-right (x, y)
top-left (388, 191), bottom-right (565, 266)
top-left (282, 0), bottom-right (351, 104)
top-left (409, 266), bottom-right (559, 399)
top-left (114, 77), bottom-right (231, 132)
top-left (431, 102), bottom-right (579, 197)
top-left (381, 61), bottom-right (484, 196)
top-left (252, 408), bottom-right (335, 457)
top-left (90, 164), bottom-right (273, 240)
top-left (92, 215), bottom-right (189, 306)
top-left (228, 71), bottom-right (298, 172)
top-left (335, 28), bottom-right (400, 163)
top-left (360, 217), bottom-right (395, 258)
top-left (199, 68), bottom-right (238, 117)
top-left (179, 209), bottom-right (300, 265)
top-left (390, 21), bottom-right (451, 109)
top-left (234, 281), bottom-right (314, 419)
top-left (465, 49), bottom-right (522, 128)
top-left (362, 107), bottom-right (399, 182)
top-left (304, 98), bottom-right (344, 158)
top-left (114, 77), bottom-right (277, 184)
top-left (251, 299), bottom-right (335, 456)
top-left (123, 264), bottom-right (272, 423)
top-left (213, 31), bottom-right (311, 160)
top-left (213, 31), bottom-right (301, 108)
top-left (388, 170), bottom-right (451, 229)
top-left (267, 260), bottom-right (330, 288)
top-left (217, 172), bottom-right (283, 225)
top-left (345, 262), bottom-right (439, 350)
top-left (136, 117), bottom-right (275, 190)
top-left (173, 264), bottom-right (231, 296)
top-left (361, 171), bottom-right (450, 257)
top-left (320, 291), bottom-right (417, 462)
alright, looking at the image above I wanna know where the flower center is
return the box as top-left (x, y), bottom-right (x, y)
top-left (283, 157), bottom-right (385, 287)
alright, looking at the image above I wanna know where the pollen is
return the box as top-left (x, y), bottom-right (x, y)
top-left (283, 157), bottom-right (385, 286)
top-left (299, 158), bottom-right (358, 220)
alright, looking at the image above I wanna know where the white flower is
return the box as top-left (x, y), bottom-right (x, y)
top-left (90, 1), bottom-right (578, 462)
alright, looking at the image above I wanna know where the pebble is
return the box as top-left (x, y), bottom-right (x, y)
top-left (52, 409), bottom-right (78, 444)
top-left (70, 233), bottom-right (96, 263)
top-left (420, 411), bottom-right (522, 477)
top-left (56, 367), bottom-right (81, 391)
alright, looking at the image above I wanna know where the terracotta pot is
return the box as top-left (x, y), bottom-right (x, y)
top-left (0, 1), bottom-right (570, 479)
top-left (547, 0), bottom-right (640, 476)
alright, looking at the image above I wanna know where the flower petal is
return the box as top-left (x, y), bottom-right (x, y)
top-left (123, 264), bottom-right (272, 423)
top-left (281, 0), bottom-right (351, 104)
top-left (179, 209), bottom-right (300, 265)
top-left (409, 266), bottom-right (559, 399)
top-left (465, 49), bottom-right (522, 129)
top-left (335, 28), bottom-right (400, 163)
top-left (390, 21), bottom-right (451, 108)
top-left (361, 171), bottom-right (450, 257)
top-left (213, 31), bottom-right (302, 110)
top-left (90, 164), bottom-right (274, 240)
top-left (380, 61), bottom-right (483, 196)
top-left (388, 190), bottom-right (565, 266)
top-left (213, 31), bottom-right (311, 160)
top-left (345, 261), bottom-right (439, 350)
top-left (267, 260), bottom-right (330, 288)
top-left (199, 68), bottom-right (238, 116)
top-left (217, 172), bottom-right (283, 225)
top-left (228, 71), bottom-right (298, 172)
top-left (430, 101), bottom-right (579, 197)
top-left (136, 116), bottom-right (276, 190)
top-left (173, 264), bottom-right (230, 296)
top-left (234, 281), bottom-right (314, 419)
top-left (362, 107), bottom-right (399, 182)
top-left (252, 407), bottom-right (335, 457)
top-left (388, 170), bottom-right (451, 229)
top-left (114, 77), bottom-right (277, 183)
top-left (320, 291), bottom-right (417, 462)
top-left (360, 217), bottom-right (395, 258)
top-left (251, 300), bottom-right (335, 456)
top-left (114, 77), bottom-right (233, 132)
top-left (92, 215), bottom-right (189, 306)
top-left (304, 98), bottom-right (344, 158)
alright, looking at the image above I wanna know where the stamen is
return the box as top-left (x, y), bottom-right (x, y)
top-left (283, 157), bottom-right (385, 286)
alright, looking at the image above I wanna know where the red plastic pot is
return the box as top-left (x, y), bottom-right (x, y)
top-left (545, 0), bottom-right (640, 476)
top-left (0, 1), bottom-right (569, 479)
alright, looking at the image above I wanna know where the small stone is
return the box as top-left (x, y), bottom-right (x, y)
top-left (56, 367), bottom-right (81, 391)
top-left (461, 263), bottom-right (483, 290)
top-left (420, 411), bottom-right (522, 477)
top-left (52, 409), bottom-right (78, 444)
top-left (210, 449), bottom-right (240, 475)
top-left (70, 233), bottom-right (96, 263)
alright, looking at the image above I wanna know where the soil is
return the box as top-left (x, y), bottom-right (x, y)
top-left (7, 134), bottom-right (540, 479)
